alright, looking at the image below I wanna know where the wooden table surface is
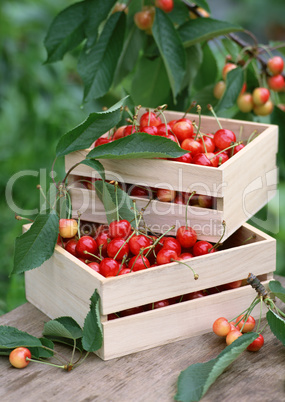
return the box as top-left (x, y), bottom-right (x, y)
top-left (1, 277), bottom-right (285, 402)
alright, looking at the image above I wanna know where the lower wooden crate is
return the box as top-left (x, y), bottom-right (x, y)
top-left (25, 223), bottom-right (276, 360)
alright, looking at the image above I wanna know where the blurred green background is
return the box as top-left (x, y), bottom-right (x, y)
top-left (1, 0), bottom-right (284, 315)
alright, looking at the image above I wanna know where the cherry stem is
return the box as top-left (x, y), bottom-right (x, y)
top-left (113, 230), bottom-right (136, 261)
top-left (185, 191), bottom-right (196, 230)
top-left (62, 161), bottom-right (82, 185)
top-left (182, 101), bottom-right (197, 118)
top-left (209, 141), bottom-right (243, 161)
top-left (194, 105), bottom-right (202, 142)
top-left (172, 259), bottom-right (199, 280)
top-left (15, 215), bottom-right (34, 223)
top-left (208, 220), bottom-right (226, 251)
top-left (116, 255), bottom-right (128, 276)
top-left (26, 357), bottom-right (66, 370)
top-left (83, 251), bottom-right (102, 261)
top-left (255, 297), bottom-right (263, 334)
top-left (73, 352), bottom-right (90, 369)
top-left (207, 104), bottom-right (223, 129)
top-left (145, 225), bottom-right (176, 258)
top-left (247, 130), bottom-right (258, 144)
top-left (115, 182), bottom-right (120, 222)
top-left (64, 189), bottom-right (72, 219)
top-left (241, 234), bottom-right (256, 245)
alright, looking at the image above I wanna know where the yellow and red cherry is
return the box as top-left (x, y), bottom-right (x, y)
top-left (237, 93), bottom-right (254, 113)
top-left (267, 56), bottom-right (284, 75)
top-left (213, 81), bottom-right (226, 99)
top-left (253, 99), bottom-right (274, 116)
top-left (226, 329), bottom-right (242, 345)
top-left (156, 188), bottom-right (176, 202)
top-left (9, 347), bottom-right (32, 369)
top-left (236, 314), bottom-right (255, 332)
top-left (134, 6), bottom-right (155, 31)
top-left (59, 218), bottom-right (78, 239)
top-left (222, 63), bottom-right (237, 80)
top-left (252, 87), bottom-right (270, 106)
top-left (213, 317), bottom-right (231, 337)
top-left (113, 125), bottom-right (127, 140)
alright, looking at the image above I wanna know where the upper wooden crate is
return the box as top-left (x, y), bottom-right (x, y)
top-left (65, 110), bottom-right (278, 242)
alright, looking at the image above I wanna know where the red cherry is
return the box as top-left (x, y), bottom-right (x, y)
top-left (65, 239), bottom-right (78, 256)
top-left (95, 228), bottom-right (110, 257)
top-left (166, 133), bottom-right (179, 143)
top-left (181, 138), bottom-right (203, 155)
top-left (214, 129), bottom-right (236, 149)
top-left (221, 280), bottom-right (242, 290)
top-left (156, 123), bottom-right (171, 136)
top-left (99, 258), bottom-right (120, 277)
top-left (198, 194), bottom-right (213, 208)
top-left (171, 152), bottom-right (193, 164)
top-left (120, 306), bottom-right (144, 316)
top-left (155, 0), bottom-right (174, 13)
top-left (156, 248), bottom-right (178, 265)
top-left (130, 185), bottom-right (151, 198)
top-left (172, 120), bottom-right (194, 142)
top-left (174, 193), bottom-right (186, 205)
top-left (113, 125), bottom-right (127, 140)
top-left (182, 290), bottom-right (206, 301)
top-left (108, 313), bottom-right (120, 320)
top-left (193, 241), bottom-right (215, 256)
top-left (198, 134), bottom-right (215, 153)
top-left (267, 56), bottom-right (284, 75)
top-left (109, 220), bottom-right (132, 239)
top-left (107, 238), bottom-right (129, 260)
top-left (156, 188), bottom-right (176, 202)
top-left (161, 237), bottom-right (181, 255)
top-left (117, 268), bottom-right (132, 275)
top-left (192, 153), bottom-right (212, 166)
top-left (94, 137), bottom-right (112, 147)
top-left (145, 299), bottom-right (170, 311)
top-left (247, 334), bottom-right (264, 352)
top-left (178, 252), bottom-right (193, 260)
top-left (176, 226), bottom-right (197, 248)
top-left (215, 151), bottom-right (229, 165)
top-left (123, 125), bottom-right (136, 136)
top-left (128, 255), bottom-right (150, 271)
top-left (140, 125), bottom-right (158, 135)
top-left (267, 74), bottom-right (285, 92)
top-left (76, 236), bottom-right (98, 258)
top-left (233, 143), bottom-right (245, 155)
top-left (87, 261), bottom-right (100, 273)
top-left (140, 111), bottom-right (162, 127)
top-left (129, 234), bottom-right (151, 255)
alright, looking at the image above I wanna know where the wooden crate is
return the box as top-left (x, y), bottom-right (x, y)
top-left (25, 223), bottom-right (276, 360)
top-left (65, 110), bottom-right (278, 242)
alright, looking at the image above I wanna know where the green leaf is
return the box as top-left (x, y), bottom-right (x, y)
top-left (43, 317), bottom-right (83, 340)
top-left (182, 44), bottom-right (203, 90)
top-left (44, 1), bottom-right (86, 63)
top-left (84, 0), bottom-right (117, 48)
top-left (80, 159), bottom-right (106, 182)
top-left (56, 97), bottom-right (127, 157)
top-left (0, 326), bottom-right (43, 349)
top-left (130, 56), bottom-right (171, 108)
top-left (37, 338), bottom-right (55, 358)
top-left (95, 181), bottom-right (135, 224)
top-left (152, 8), bottom-right (186, 101)
top-left (175, 333), bottom-right (258, 402)
top-left (87, 132), bottom-right (187, 159)
top-left (82, 289), bottom-right (103, 352)
top-left (78, 12), bottom-right (126, 102)
top-left (95, 181), bottom-right (117, 224)
top-left (12, 211), bottom-right (59, 275)
top-left (216, 67), bottom-right (244, 113)
top-left (114, 25), bottom-right (145, 87)
top-left (190, 84), bottom-right (218, 114)
top-left (267, 310), bottom-right (285, 345)
top-left (179, 18), bottom-right (243, 48)
top-left (194, 43), bottom-right (218, 90)
top-left (269, 280), bottom-right (285, 303)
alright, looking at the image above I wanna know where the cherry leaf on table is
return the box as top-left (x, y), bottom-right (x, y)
top-left (0, 326), bottom-right (43, 350)
top-left (87, 133), bottom-right (187, 159)
top-left (215, 67), bottom-right (244, 113)
top-left (43, 317), bottom-right (83, 340)
top-left (178, 18), bottom-right (243, 48)
top-left (12, 211), bottom-right (59, 275)
top-left (175, 333), bottom-right (258, 402)
top-left (56, 96), bottom-right (128, 157)
top-left (266, 310), bottom-right (285, 345)
top-left (78, 11), bottom-right (126, 102)
top-left (269, 280), bottom-right (285, 303)
top-left (44, 1), bottom-right (86, 63)
top-left (152, 8), bottom-right (186, 102)
top-left (95, 181), bottom-right (135, 224)
top-left (82, 289), bottom-right (103, 352)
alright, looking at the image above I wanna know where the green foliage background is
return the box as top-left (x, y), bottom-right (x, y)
top-left (1, 0), bottom-right (284, 314)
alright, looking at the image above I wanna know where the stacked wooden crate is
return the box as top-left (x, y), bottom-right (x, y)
top-left (25, 110), bottom-right (278, 360)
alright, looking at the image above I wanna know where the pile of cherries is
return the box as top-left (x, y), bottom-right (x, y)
top-left (58, 217), bottom-right (243, 318)
top-left (213, 314), bottom-right (264, 352)
top-left (93, 109), bottom-right (244, 169)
